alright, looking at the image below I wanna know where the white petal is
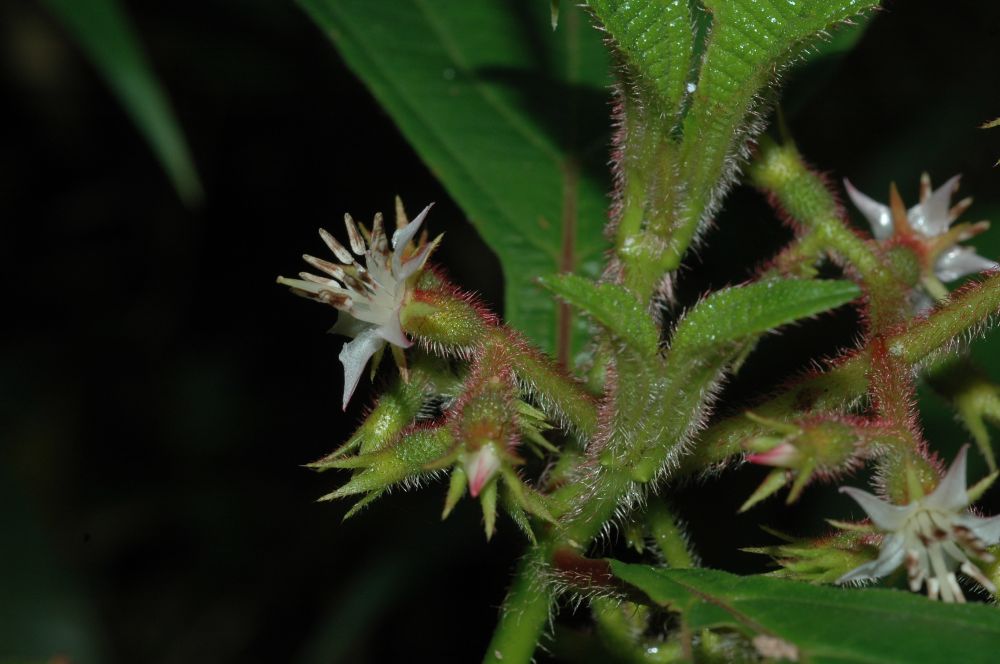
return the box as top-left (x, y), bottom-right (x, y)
top-left (839, 486), bottom-right (913, 530)
top-left (399, 239), bottom-right (438, 280)
top-left (392, 203), bottom-right (434, 275)
top-left (364, 251), bottom-right (396, 290)
top-left (966, 513), bottom-right (1000, 546)
top-left (392, 203), bottom-right (432, 251)
top-left (329, 313), bottom-right (369, 339)
top-left (338, 326), bottom-right (385, 410)
top-left (375, 316), bottom-right (411, 349)
top-left (925, 445), bottom-right (970, 511)
top-left (910, 175), bottom-right (960, 236)
top-left (935, 246), bottom-right (998, 283)
top-left (347, 299), bottom-right (394, 327)
top-left (845, 179), bottom-right (894, 240)
top-left (837, 534), bottom-right (906, 584)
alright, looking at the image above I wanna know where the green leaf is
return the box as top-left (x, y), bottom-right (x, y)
top-left (42, 0), bottom-right (202, 205)
top-left (586, 0), bottom-right (693, 119)
top-left (300, 0), bottom-right (612, 358)
top-left (670, 278), bottom-right (860, 354)
top-left (610, 562), bottom-right (1000, 664)
top-left (540, 274), bottom-right (659, 355)
top-left (674, 0), bottom-right (880, 263)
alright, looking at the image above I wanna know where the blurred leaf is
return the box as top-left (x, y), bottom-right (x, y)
top-left (0, 469), bottom-right (103, 664)
top-left (297, 553), bottom-right (417, 664)
top-left (784, 14), bottom-right (873, 116)
top-left (611, 562), bottom-right (1000, 664)
top-left (669, 278), bottom-right (861, 354)
top-left (42, 0), bottom-right (202, 205)
top-left (300, 0), bottom-right (611, 358)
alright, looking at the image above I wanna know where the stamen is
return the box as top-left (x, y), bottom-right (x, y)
top-left (344, 213), bottom-right (366, 254)
top-left (946, 573), bottom-right (966, 604)
top-left (319, 228), bottom-right (355, 264)
top-left (370, 212), bottom-right (389, 255)
top-left (304, 254), bottom-right (348, 280)
top-left (949, 196), bottom-right (973, 222)
top-left (919, 172), bottom-right (932, 203)
top-left (960, 561), bottom-right (998, 594)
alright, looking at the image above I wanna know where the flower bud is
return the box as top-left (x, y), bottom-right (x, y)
top-left (465, 443), bottom-right (502, 498)
top-left (740, 413), bottom-right (867, 511)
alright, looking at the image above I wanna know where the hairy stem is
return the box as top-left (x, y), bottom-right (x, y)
top-left (482, 545), bottom-right (554, 664)
top-left (748, 136), bottom-right (908, 329)
top-left (685, 272), bottom-right (1000, 471)
top-left (402, 288), bottom-right (599, 436)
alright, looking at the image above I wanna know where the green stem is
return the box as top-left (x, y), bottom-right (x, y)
top-left (748, 137), bottom-right (906, 328)
top-left (402, 289), bottom-right (599, 436)
top-left (482, 545), bottom-right (554, 664)
top-left (496, 327), bottom-right (599, 437)
top-left (685, 271), bottom-right (1000, 471)
top-left (646, 502), bottom-right (696, 568)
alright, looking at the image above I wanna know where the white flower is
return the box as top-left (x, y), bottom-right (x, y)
top-left (837, 445), bottom-right (1000, 602)
top-left (845, 174), bottom-right (997, 288)
top-left (278, 203), bottom-right (437, 409)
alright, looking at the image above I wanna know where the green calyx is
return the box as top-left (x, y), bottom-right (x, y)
top-left (746, 527), bottom-right (878, 585)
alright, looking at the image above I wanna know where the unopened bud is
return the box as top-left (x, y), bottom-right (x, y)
top-left (465, 443), bottom-right (502, 498)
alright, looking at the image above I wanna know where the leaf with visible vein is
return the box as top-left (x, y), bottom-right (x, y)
top-left (612, 563), bottom-right (1000, 664)
top-left (673, 0), bottom-right (880, 264)
top-left (669, 278), bottom-right (861, 355)
top-left (540, 273), bottom-right (659, 355)
top-left (301, 0), bottom-right (612, 361)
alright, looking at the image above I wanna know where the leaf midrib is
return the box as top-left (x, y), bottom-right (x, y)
top-left (331, 0), bottom-right (601, 269)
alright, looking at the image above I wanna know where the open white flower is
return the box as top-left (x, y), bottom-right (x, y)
top-left (837, 445), bottom-right (1000, 602)
top-left (845, 174), bottom-right (997, 291)
top-left (278, 203), bottom-right (437, 409)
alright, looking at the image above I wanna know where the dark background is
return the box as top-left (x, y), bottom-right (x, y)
top-left (2, 1), bottom-right (1000, 662)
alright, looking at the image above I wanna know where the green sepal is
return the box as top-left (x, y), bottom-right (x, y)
top-left (742, 528), bottom-right (877, 585)
top-left (318, 427), bottom-right (454, 501)
top-left (968, 471), bottom-right (1000, 504)
top-left (341, 489), bottom-right (384, 521)
top-left (501, 485), bottom-right (537, 545)
top-left (481, 480), bottom-right (499, 541)
top-left (786, 458), bottom-right (817, 504)
top-left (516, 401), bottom-right (559, 456)
top-left (500, 467), bottom-right (556, 525)
top-left (738, 469), bottom-right (787, 513)
top-left (309, 356), bottom-right (459, 466)
top-left (442, 465), bottom-right (467, 520)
